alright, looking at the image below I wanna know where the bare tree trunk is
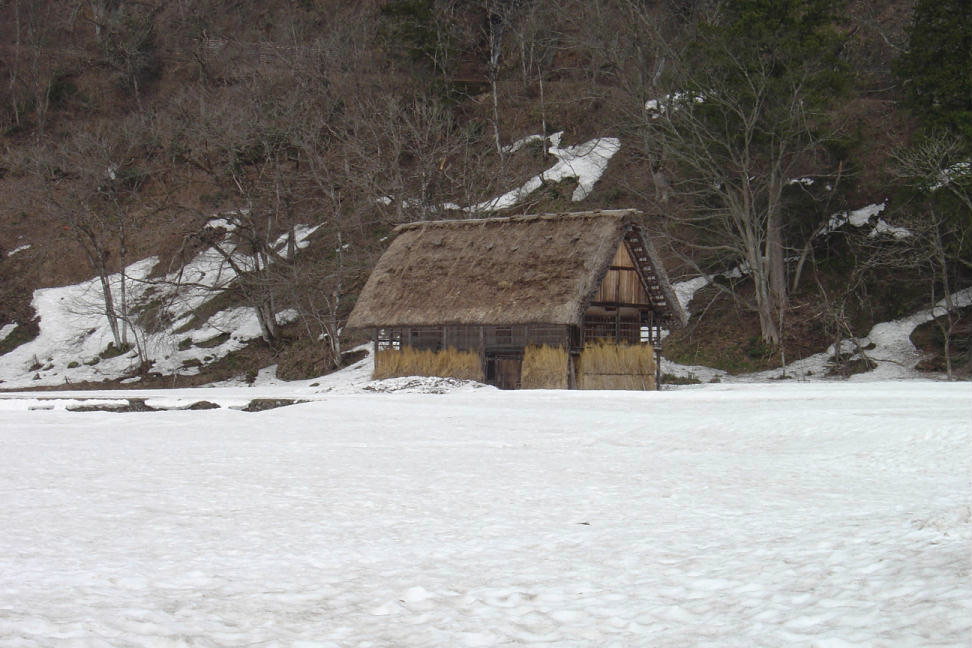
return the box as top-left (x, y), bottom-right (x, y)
top-left (330, 231), bottom-right (345, 367)
top-left (755, 281), bottom-right (780, 345)
top-left (767, 206), bottom-right (788, 311)
top-left (538, 71), bottom-right (547, 156)
top-left (9, 2), bottom-right (22, 129)
top-left (74, 228), bottom-right (123, 348)
top-left (487, 3), bottom-right (503, 154)
top-left (117, 217), bottom-right (129, 347)
top-left (932, 216), bottom-right (954, 381)
top-left (97, 263), bottom-right (122, 347)
top-left (256, 298), bottom-right (279, 344)
top-left (489, 67), bottom-right (502, 154)
top-left (943, 330), bottom-right (953, 380)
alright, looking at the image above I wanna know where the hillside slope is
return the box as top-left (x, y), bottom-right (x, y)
top-left (1, 0), bottom-right (969, 385)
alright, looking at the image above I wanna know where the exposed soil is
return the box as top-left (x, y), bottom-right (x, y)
top-left (59, 397), bottom-right (303, 412)
top-left (911, 306), bottom-right (971, 378)
top-left (240, 398), bottom-right (306, 412)
top-left (663, 284), bottom-right (832, 375)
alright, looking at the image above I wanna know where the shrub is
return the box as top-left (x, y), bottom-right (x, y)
top-left (100, 342), bottom-right (131, 359)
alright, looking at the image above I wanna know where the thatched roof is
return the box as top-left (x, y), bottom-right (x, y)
top-left (346, 210), bottom-right (687, 329)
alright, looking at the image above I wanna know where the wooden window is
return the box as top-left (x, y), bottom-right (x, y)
top-left (410, 326), bottom-right (443, 350)
top-left (582, 314), bottom-right (642, 344)
top-left (376, 328), bottom-right (401, 351)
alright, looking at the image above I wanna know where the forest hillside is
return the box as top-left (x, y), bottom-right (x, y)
top-left (0, 0), bottom-right (969, 386)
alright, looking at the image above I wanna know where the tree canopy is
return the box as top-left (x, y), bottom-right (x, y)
top-left (895, 0), bottom-right (972, 143)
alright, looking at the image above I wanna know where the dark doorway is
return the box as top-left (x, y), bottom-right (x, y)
top-left (485, 354), bottom-right (522, 389)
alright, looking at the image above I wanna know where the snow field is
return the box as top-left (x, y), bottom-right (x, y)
top-left (1, 382), bottom-right (969, 647)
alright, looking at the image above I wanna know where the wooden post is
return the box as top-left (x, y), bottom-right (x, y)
top-left (372, 328), bottom-right (379, 373)
top-left (655, 346), bottom-right (662, 390)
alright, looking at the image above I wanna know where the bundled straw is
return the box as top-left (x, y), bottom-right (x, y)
top-left (521, 345), bottom-right (569, 389)
top-left (578, 340), bottom-right (655, 390)
top-left (374, 346), bottom-right (484, 381)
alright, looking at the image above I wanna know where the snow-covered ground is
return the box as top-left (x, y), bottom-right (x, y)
top-left (0, 381), bottom-right (968, 647)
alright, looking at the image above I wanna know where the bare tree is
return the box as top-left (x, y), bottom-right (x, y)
top-left (26, 114), bottom-right (159, 359)
top-left (887, 133), bottom-right (972, 379)
top-left (167, 23), bottom-right (385, 359)
top-left (171, 78), bottom-right (312, 346)
top-left (636, 2), bottom-right (849, 345)
top-left (96, 2), bottom-right (161, 111)
top-left (0, 0), bottom-right (73, 136)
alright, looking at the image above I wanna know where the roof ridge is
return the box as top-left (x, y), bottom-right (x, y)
top-left (392, 209), bottom-right (641, 233)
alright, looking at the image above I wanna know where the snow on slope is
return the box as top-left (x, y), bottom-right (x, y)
top-left (0, 224), bottom-right (319, 389)
top-left (5, 243), bottom-right (30, 257)
top-left (662, 283), bottom-right (972, 383)
top-left (469, 132), bottom-right (621, 211)
top-left (823, 202), bottom-right (911, 240)
top-left (0, 382), bottom-right (968, 647)
top-left (0, 323), bottom-right (17, 342)
top-left (0, 256), bottom-right (160, 387)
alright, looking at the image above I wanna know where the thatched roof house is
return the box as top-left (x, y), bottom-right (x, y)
top-left (347, 210), bottom-right (686, 389)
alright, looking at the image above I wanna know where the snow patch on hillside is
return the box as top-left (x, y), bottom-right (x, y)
top-left (665, 285), bottom-right (972, 383)
top-left (469, 132), bottom-right (621, 211)
top-left (931, 160), bottom-right (971, 190)
top-left (372, 132), bottom-right (620, 216)
top-left (0, 224), bottom-right (320, 389)
top-left (0, 257), bottom-right (160, 387)
top-left (852, 286), bottom-right (972, 379)
top-left (502, 133), bottom-right (547, 154)
top-left (644, 91), bottom-right (705, 116)
top-left (823, 202), bottom-right (911, 239)
top-left (0, 323), bottom-right (17, 342)
top-left (673, 276), bottom-right (710, 315)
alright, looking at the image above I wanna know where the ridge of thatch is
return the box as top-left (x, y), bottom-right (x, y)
top-left (346, 210), bottom-right (685, 329)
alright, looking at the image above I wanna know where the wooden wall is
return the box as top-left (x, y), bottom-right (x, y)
top-left (592, 243), bottom-right (653, 306)
top-left (377, 324), bottom-right (574, 352)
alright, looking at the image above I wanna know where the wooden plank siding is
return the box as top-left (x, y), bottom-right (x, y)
top-left (591, 243), bottom-right (653, 306)
top-left (583, 239), bottom-right (665, 347)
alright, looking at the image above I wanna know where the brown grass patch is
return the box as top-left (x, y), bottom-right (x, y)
top-left (521, 345), bottom-right (568, 389)
top-left (578, 340), bottom-right (655, 390)
top-left (374, 346), bottom-right (483, 381)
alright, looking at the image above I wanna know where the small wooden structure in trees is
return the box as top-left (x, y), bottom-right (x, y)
top-left (346, 210), bottom-right (687, 389)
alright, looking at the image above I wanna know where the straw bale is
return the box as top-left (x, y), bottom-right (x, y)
top-left (520, 345), bottom-right (569, 389)
top-left (374, 346), bottom-right (484, 381)
top-left (578, 341), bottom-right (656, 390)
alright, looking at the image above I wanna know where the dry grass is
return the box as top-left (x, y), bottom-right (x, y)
top-left (520, 344), bottom-right (569, 389)
top-left (578, 340), bottom-right (656, 390)
top-left (346, 212), bottom-right (642, 329)
top-left (374, 346), bottom-right (484, 381)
